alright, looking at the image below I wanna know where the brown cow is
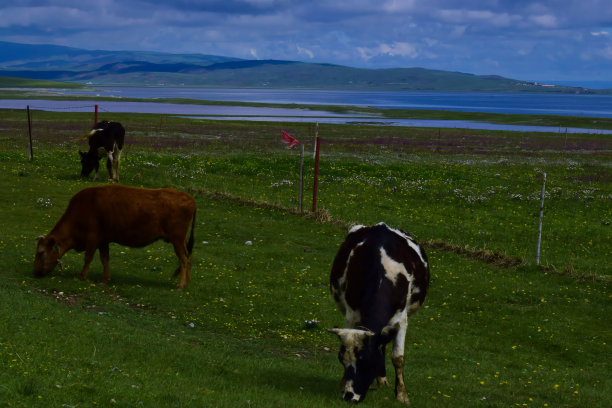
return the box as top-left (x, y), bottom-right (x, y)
top-left (34, 185), bottom-right (197, 288)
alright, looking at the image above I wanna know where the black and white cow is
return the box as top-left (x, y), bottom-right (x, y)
top-left (329, 222), bottom-right (430, 404)
top-left (80, 121), bottom-right (125, 182)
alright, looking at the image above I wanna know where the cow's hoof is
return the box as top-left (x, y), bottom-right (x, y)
top-left (396, 392), bottom-right (410, 405)
top-left (376, 377), bottom-right (390, 387)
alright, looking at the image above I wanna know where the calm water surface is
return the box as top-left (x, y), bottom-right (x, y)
top-left (183, 115), bottom-right (612, 134)
top-left (68, 87), bottom-right (612, 118)
top-left (4, 88), bottom-right (612, 133)
top-left (0, 99), bottom-right (346, 117)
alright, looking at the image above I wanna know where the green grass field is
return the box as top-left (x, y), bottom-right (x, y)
top-left (0, 109), bottom-right (610, 407)
top-left (0, 76), bottom-right (84, 89)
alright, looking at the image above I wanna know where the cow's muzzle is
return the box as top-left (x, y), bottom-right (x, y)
top-left (343, 391), bottom-right (363, 403)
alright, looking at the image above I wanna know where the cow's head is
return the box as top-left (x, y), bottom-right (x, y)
top-left (79, 150), bottom-right (96, 178)
top-left (33, 235), bottom-right (61, 277)
top-left (329, 325), bottom-right (397, 403)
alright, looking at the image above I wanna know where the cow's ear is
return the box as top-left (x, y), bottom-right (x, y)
top-left (79, 151), bottom-right (85, 157)
top-left (45, 237), bottom-right (56, 250)
top-left (328, 327), bottom-right (343, 337)
top-left (378, 324), bottom-right (398, 344)
top-left (328, 327), bottom-right (354, 343)
top-left (36, 235), bottom-right (45, 251)
top-left (329, 328), bottom-right (375, 349)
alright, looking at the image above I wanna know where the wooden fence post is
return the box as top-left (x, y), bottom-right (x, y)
top-left (313, 122), bottom-right (318, 159)
top-left (27, 105), bottom-right (34, 160)
top-left (298, 144), bottom-right (304, 213)
top-left (94, 104), bottom-right (98, 125)
top-left (536, 172), bottom-right (547, 265)
top-left (312, 136), bottom-right (320, 213)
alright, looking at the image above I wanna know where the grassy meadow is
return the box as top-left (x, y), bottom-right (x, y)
top-left (0, 108), bottom-right (610, 407)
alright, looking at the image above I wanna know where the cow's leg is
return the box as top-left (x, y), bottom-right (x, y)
top-left (377, 344), bottom-right (390, 387)
top-left (93, 161), bottom-right (100, 181)
top-left (392, 313), bottom-right (410, 405)
top-left (112, 147), bottom-right (122, 183)
top-left (172, 241), bottom-right (191, 289)
top-left (99, 242), bottom-right (111, 284)
top-left (78, 247), bottom-right (96, 281)
top-left (106, 151), bottom-right (114, 182)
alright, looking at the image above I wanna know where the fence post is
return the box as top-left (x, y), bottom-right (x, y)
top-left (312, 136), bottom-right (320, 213)
top-left (536, 172), bottom-right (547, 265)
top-left (298, 144), bottom-right (304, 213)
top-left (27, 105), bottom-right (34, 160)
top-left (94, 104), bottom-right (98, 125)
top-left (313, 122), bottom-right (318, 159)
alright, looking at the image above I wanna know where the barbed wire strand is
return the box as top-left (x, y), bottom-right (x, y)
top-left (27, 104), bottom-right (98, 110)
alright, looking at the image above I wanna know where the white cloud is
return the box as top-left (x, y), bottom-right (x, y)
top-left (436, 9), bottom-right (518, 27)
top-left (296, 45), bottom-right (314, 59)
top-left (483, 58), bottom-right (500, 67)
top-left (358, 42), bottom-right (418, 60)
top-left (423, 38), bottom-right (438, 47)
top-left (450, 25), bottom-right (467, 38)
top-left (0, 6), bottom-right (94, 28)
top-left (250, 48), bottom-right (259, 59)
top-left (529, 14), bottom-right (558, 28)
top-left (591, 31), bottom-right (610, 36)
top-left (580, 44), bottom-right (612, 61)
top-left (596, 45), bottom-right (612, 59)
top-left (382, 0), bottom-right (416, 13)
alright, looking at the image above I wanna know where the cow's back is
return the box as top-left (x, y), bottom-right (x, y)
top-left (67, 185), bottom-right (196, 247)
top-left (330, 223), bottom-right (430, 327)
top-left (89, 121), bottom-right (125, 151)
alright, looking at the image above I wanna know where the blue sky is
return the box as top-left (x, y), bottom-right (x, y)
top-left (1, 0), bottom-right (611, 86)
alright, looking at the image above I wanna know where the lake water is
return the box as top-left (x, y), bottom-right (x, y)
top-left (181, 115), bottom-right (612, 134)
top-left (67, 87), bottom-right (612, 118)
top-left (3, 87), bottom-right (612, 134)
top-left (0, 99), bottom-right (349, 117)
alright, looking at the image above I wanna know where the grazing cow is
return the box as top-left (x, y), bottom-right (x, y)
top-left (33, 185), bottom-right (197, 289)
top-left (80, 120), bottom-right (125, 182)
top-left (329, 222), bottom-right (430, 404)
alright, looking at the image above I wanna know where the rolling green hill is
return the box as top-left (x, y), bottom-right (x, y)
top-left (0, 75), bottom-right (84, 89)
top-left (0, 41), bottom-right (605, 93)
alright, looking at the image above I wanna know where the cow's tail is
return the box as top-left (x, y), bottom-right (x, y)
top-left (187, 208), bottom-right (196, 256)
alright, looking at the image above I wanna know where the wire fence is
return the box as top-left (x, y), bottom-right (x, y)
top-left (26, 103), bottom-right (114, 113)
top-left (25, 104), bottom-right (102, 160)
top-left (26, 103), bottom-right (98, 111)
top-left (14, 103), bottom-right (610, 277)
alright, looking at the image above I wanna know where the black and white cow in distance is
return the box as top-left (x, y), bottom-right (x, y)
top-left (80, 121), bottom-right (125, 182)
top-left (329, 222), bottom-right (430, 404)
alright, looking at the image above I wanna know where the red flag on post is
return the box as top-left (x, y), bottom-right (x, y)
top-left (281, 130), bottom-right (300, 149)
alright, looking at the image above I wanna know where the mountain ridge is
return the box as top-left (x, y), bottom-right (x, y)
top-left (0, 41), bottom-right (606, 93)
